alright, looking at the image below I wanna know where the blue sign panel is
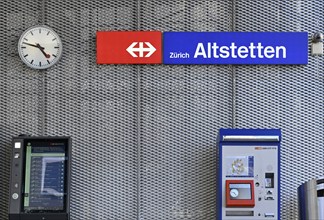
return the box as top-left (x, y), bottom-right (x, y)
top-left (163, 32), bottom-right (308, 65)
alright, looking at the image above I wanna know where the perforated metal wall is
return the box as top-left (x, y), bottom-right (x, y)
top-left (0, 1), bottom-right (323, 220)
top-left (235, 1), bottom-right (324, 219)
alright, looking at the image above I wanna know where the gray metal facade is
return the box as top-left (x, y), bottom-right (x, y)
top-left (0, 0), bottom-right (322, 219)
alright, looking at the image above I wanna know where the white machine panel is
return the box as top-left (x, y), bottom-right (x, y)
top-left (221, 145), bottom-right (279, 219)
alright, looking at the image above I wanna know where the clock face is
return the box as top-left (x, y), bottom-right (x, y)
top-left (18, 25), bottom-right (63, 69)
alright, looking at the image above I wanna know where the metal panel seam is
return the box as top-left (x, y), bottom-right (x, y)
top-left (137, 1), bottom-right (141, 220)
top-left (232, 0), bottom-right (236, 128)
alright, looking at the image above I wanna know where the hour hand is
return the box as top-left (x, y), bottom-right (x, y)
top-left (37, 44), bottom-right (50, 58)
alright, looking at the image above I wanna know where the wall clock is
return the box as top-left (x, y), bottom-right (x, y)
top-left (18, 25), bottom-right (63, 69)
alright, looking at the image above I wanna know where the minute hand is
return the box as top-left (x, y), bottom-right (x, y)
top-left (23, 42), bottom-right (43, 49)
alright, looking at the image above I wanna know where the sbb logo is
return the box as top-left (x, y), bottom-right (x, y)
top-left (97, 31), bottom-right (162, 64)
top-left (126, 42), bottom-right (156, 58)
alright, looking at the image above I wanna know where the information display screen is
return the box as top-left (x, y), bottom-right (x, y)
top-left (229, 183), bottom-right (252, 200)
top-left (23, 140), bottom-right (67, 212)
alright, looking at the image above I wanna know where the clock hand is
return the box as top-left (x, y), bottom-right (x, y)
top-left (23, 42), bottom-right (50, 59)
top-left (36, 43), bottom-right (51, 59)
top-left (23, 42), bottom-right (42, 48)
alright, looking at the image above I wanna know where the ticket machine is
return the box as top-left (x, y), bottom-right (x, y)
top-left (218, 129), bottom-right (281, 220)
top-left (9, 136), bottom-right (71, 220)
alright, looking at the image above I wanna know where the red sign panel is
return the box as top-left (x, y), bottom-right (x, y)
top-left (97, 31), bottom-right (162, 64)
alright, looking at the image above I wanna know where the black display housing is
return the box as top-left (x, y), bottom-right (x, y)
top-left (8, 136), bottom-right (71, 220)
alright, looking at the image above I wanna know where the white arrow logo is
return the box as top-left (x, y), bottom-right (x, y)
top-left (126, 42), bottom-right (156, 58)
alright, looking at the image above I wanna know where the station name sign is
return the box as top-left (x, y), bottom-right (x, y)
top-left (164, 32), bottom-right (308, 64)
top-left (97, 31), bottom-right (308, 65)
